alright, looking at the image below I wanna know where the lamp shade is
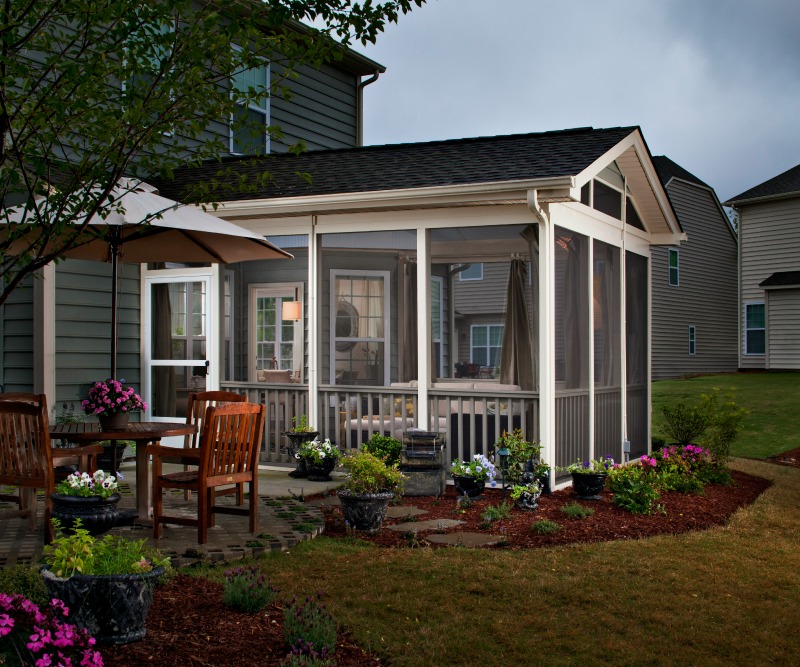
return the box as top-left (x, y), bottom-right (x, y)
top-left (282, 301), bottom-right (302, 321)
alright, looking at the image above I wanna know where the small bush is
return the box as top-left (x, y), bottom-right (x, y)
top-left (531, 519), bottom-right (561, 535)
top-left (281, 642), bottom-right (335, 666)
top-left (223, 564), bottom-right (277, 613)
top-left (481, 501), bottom-right (513, 524)
top-left (561, 502), bottom-right (595, 519)
top-left (283, 593), bottom-right (337, 657)
top-left (608, 464), bottom-right (663, 515)
top-left (0, 565), bottom-right (47, 605)
top-left (361, 434), bottom-right (403, 467)
top-left (659, 471), bottom-right (706, 494)
top-left (699, 389), bottom-right (748, 462)
top-left (661, 403), bottom-right (711, 445)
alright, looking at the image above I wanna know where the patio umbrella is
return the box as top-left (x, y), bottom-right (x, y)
top-left (3, 178), bottom-right (291, 376)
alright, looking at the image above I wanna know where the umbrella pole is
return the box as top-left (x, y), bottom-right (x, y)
top-left (110, 228), bottom-right (121, 378)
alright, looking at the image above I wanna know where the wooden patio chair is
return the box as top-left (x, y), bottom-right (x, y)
top-left (0, 394), bottom-right (101, 534)
top-left (150, 401), bottom-right (266, 544)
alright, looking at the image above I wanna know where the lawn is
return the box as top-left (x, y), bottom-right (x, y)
top-left (651, 371), bottom-right (799, 459)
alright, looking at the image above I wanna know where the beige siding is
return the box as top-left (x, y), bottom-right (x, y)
top-left (651, 180), bottom-right (738, 379)
top-left (739, 196), bottom-right (800, 369)
top-left (766, 289), bottom-right (800, 369)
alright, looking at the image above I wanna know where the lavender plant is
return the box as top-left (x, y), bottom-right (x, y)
top-left (223, 565), bottom-right (277, 613)
top-left (283, 593), bottom-right (337, 657)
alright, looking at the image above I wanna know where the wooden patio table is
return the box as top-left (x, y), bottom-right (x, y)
top-left (49, 421), bottom-right (196, 519)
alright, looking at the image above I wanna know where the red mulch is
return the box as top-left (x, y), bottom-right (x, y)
top-left (765, 446), bottom-right (800, 469)
top-left (101, 468), bottom-right (771, 667)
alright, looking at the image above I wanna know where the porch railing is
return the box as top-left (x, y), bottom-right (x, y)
top-left (223, 381), bottom-right (540, 466)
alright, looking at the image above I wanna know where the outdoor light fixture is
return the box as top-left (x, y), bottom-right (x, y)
top-left (281, 300), bottom-right (302, 321)
top-left (497, 446), bottom-right (510, 500)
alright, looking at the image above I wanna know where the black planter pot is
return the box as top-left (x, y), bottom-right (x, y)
top-left (51, 493), bottom-right (121, 535)
top-left (41, 566), bottom-right (164, 645)
top-left (306, 457), bottom-right (337, 481)
top-left (453, 475), bottom-right (485, 498)
top-left (98, 444), bottom-right (127, 474)
top-left (338, 490), bottom-right (394, 533)
top-left (538, 474), bottom-right (552, 495)
top-left (570, 472), bottom-right (608, 500)
top-left (284, 431), bottom-right (320, 478)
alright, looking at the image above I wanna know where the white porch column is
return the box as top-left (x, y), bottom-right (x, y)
top-left (416, 228), bottom-right (431, 427)
top-left (33, 263), bottom-right (56, 411)
top-left (307, 217), bottom-right (320, 421)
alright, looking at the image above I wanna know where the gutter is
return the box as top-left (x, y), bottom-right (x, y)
top-left (357, 70), bottom-right (381, 147)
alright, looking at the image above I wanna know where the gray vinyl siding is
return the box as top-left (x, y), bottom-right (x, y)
top-left (651, 179), bottom-right (738, 379)
top-left (270, 61), bottom-right (359, 151)
top-left (765, 289), bottom-right (800, 369)
top-left (453, 262), bottom-right (511, 315)
top-left (55, 260), bottom-right (141, 404)
top-left (0, 277), bottom-right (35, 392)
top-left (739, 196), bottom-right (800, 369)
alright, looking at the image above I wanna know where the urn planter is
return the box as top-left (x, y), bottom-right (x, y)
top-left (570, 472), bottom-right (608, 500)
top-left (338, 490), bottom-right (394, 533)
top-left (50, 493), bottom-right (121, 535)
top-left (452, 475), bottom-right (485, 498)
top-left (41, 566), bottom-right (164, 645)
top-left (305, 457), bottom-right (336, 481)
top-left (283, 431), bottom-right (319, 478)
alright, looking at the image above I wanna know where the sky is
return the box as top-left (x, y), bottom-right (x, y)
top-left (356, 0), bottom-right (800, 202)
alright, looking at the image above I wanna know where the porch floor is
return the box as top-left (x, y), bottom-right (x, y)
top-left (0, 462), bottom-right (344, 569)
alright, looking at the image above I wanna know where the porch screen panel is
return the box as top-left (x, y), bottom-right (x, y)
top-left (625, 251), bottom-right (649, 458)
top-left (593, 240), bottom-right (621, 462)
top-left (554, 227), bottom-right (590, 469)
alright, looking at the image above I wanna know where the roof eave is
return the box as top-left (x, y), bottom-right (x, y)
top-left (723, 190), bottom-right (800, 207)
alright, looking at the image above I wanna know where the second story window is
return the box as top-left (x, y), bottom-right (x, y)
top-left (230, 59), bottom-right (269, 155)
top-left (458, 263), bottom-right (483, 281)
top-left (688, 325), bottom-right (696, 355)
top-left (668, 248), bottom-right (679, 286)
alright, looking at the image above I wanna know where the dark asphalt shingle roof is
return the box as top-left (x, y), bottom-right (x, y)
top-left (154, 126), bottom-right (638, 204)
top-left (725, 163), bottom-right (800, 204)
top-left (652, 156), bottom-right (709, 189)
top-left (759, 271), bottom-right (800, 288)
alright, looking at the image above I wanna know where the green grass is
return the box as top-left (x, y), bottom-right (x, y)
top-left (652, 372), bottom-right (800, 458)
top-left (182, 460), bottom-right (800, 666)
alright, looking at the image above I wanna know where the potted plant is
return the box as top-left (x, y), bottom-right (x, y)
top-left (82, 378), bottom-right (146, 431)
top-left (51, 469), bottom-right (121, 535)
top-left (283, 415), bottom-right (320, 478)
top-left (510, 479), bottom-right (542, 511)
top-left (297, 438), bottom-right (341, 481)
top-left (337, 449), bottom-right (405, 532)
top-left (562, 456), bottom-right (617, 500)
top-left (40, 520), bottom-right (170, 645)
top-left (450, 454), bottom-right (496, 498)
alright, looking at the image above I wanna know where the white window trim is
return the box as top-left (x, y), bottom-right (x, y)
top-left (688, 325), bottom-right (696, 356)
top-left (458, 263), bottom-right (483, 281)
top-left (743, 301), bottom-right (766, 356)
top-left (224, 270), bottom-right (234, 382)
top-left (329, 270), bottom-right (391, 385)
top-left (668, 248), bottom-right (680, 287)
top-left (248, 282), bottom-right (302, 381)
top-left (469, 323), bottom-right (503, 367)
top-left (229, 45), bottom-right (270, 156)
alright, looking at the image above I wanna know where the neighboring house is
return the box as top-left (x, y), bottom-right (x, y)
top-left (724, 164), bottom-right (800, 370)
top-left (649, 156), bottom-right (738, 379)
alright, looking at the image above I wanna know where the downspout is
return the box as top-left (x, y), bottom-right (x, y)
top-left (356, 71), bottom-right (380, 147)
top-left (526, 189), bottom-right (555, 489)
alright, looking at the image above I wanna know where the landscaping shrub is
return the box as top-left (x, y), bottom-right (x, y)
top-left (361, 434), bottom-right (403, 467)
top-left (0, 565), bottom-right (47, 605)
top-left (659, 471), bottom-right (706, 494)
top-left (699, 389), bottom-right (748, 462)
top-left (223, 564), bottom-right (277, 613)
top-left (283, 593), bottom-right (337, 657)
top-left (608, 462), bottom-right (663, 515)
top-left (281, 643), bottom-right (335, 667)
top-left (661, 402), bottom-right (711, 445)
top-left (561, 502), bottom-right (594, 519)
top-left (531, 519), bottom-right (560, 535)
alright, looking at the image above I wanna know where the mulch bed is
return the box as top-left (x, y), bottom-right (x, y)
top-left (765, 446), bottom-right (800, 469)
top-left (101, 468), bottom-right (772, 667)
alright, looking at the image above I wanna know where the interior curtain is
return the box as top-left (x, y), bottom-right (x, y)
top-left (564, 234), bottom-right (590, 389)
top-left (152, 282), bottom-right (176, 416)
top-left (500, 258), bottom-right (534, 390)
top-left (521, 225), bottom-right (539, 389)
top-left (597, 243), bottom-right (620, 387)
top-left (398, 256), bottom-right (418, 382)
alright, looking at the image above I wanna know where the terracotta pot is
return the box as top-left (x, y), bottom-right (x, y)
top-left (98, 412), bottom-right (129, 431)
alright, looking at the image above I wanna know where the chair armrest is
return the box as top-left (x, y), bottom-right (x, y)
top-left (147, 444), bottom-right (201, 462)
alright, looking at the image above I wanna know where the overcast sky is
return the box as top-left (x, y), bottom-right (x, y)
top-left (357, 0), bottom-right (799, 202)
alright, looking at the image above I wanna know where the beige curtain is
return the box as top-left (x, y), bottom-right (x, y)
top-left (500, 258), bottom-right (535, 390)
top-left (521, 225), bottom-right (539, 389)
top-left (398, 256), bottom-right (418, 382)
top-left (563, 234), bottom-right (590, 389)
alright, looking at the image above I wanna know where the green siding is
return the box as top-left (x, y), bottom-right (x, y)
top-left (1, 277), bottom-right (35, 392)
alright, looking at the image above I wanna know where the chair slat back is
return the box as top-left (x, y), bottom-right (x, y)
top-left (0, 399), bottom-right (54, 490)
top-left (199, 403), bottom-right (265, 478)
top-left (185, 391), bottom-right (246, 449)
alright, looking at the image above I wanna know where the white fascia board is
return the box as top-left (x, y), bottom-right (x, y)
top-left (213, 176), bottom-right (576, 219)
top-left (723, 190), bottom-right (800, 207)
top-left (650, 232), bottom-right (688, 245)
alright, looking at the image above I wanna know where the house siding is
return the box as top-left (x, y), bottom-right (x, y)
top-left (739, 196), bottom-right (800, 369)
top-left (1, 278), bottom-right (35, 392)
top-left (765, 288), bottom-right (800, 369)
top-left (651, 179), bottom-right (738, 379)
top-left (55, 260), bottom-right (141, 403)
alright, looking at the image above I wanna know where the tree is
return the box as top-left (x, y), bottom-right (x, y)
top-left (0, 0), bottom-right (424, 305)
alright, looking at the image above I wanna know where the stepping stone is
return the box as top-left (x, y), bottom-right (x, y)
top-left (386, 518), bottom-right (463, 532)
top-left (386, 506), bottom-right (427, 519)
top-left (426, 531), bottom-right (506, 548)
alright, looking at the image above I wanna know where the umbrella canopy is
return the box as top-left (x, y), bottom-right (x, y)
top-left (3, 178), bottom-right (291, 376)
